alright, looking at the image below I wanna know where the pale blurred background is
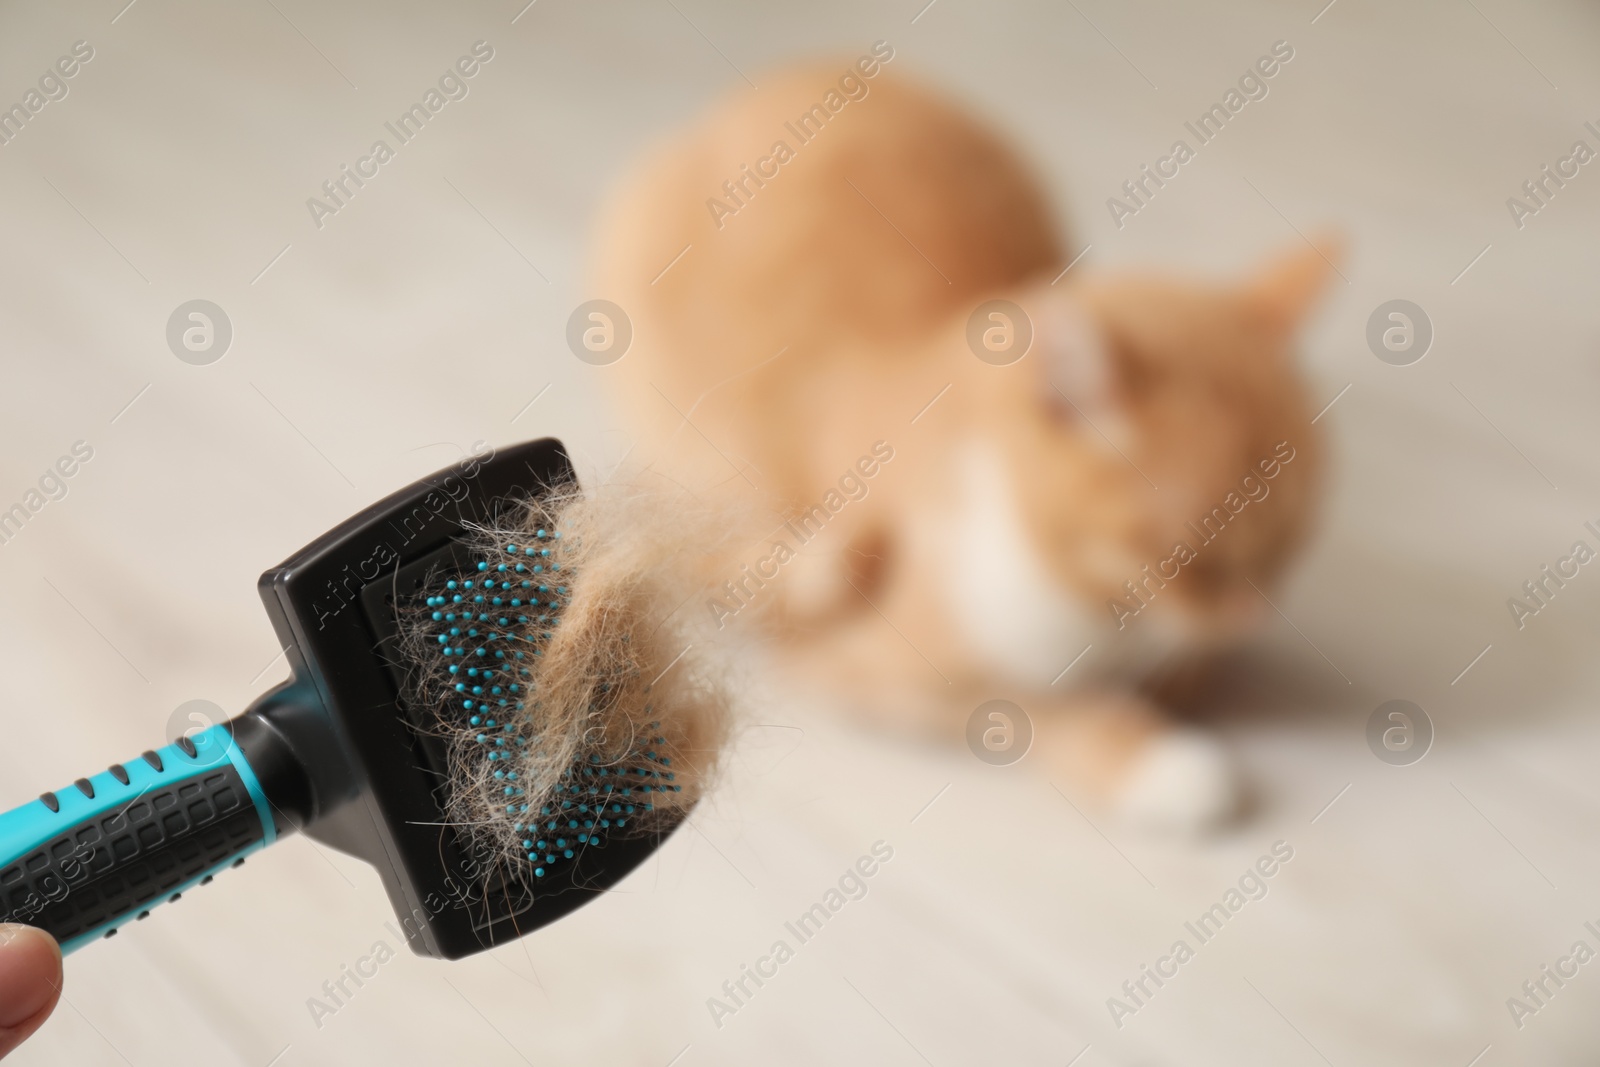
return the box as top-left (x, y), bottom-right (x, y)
top-left (2, 1), bottom-right (1599, 1064)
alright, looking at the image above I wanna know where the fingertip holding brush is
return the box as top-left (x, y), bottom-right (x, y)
top-left (0, 439), bottom-right (731, 959)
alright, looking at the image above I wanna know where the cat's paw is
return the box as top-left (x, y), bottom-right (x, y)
top-left (1110, 728), bottom-right (1238, 835)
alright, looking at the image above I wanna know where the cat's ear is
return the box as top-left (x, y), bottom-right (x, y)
top-left (1031, 293), bottom-right (1124, 429)
top-left (1244, 232), bottom-right (1344, 332)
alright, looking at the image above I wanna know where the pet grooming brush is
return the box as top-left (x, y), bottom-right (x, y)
top-left (0, 439), bottom-right (724, 958)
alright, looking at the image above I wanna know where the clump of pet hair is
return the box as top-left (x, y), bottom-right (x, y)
top-left (401, 473), bottom-right (735, 870)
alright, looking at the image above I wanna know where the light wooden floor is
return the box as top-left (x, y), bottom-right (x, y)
top-left (1, 1), bottom-right (1598, 1064)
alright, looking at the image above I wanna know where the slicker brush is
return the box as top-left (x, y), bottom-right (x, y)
top-left (0, 439), bottom-right (730, 959)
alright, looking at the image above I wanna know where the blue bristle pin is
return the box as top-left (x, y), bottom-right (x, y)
top-left (414, 527), bottom-right (681, 882)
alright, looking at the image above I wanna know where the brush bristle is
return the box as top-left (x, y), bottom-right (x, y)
top-left (400, 478), bottom-right (731, 881)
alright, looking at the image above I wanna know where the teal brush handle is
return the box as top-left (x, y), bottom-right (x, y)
top-left (0, 724), bottom-right (277, 954)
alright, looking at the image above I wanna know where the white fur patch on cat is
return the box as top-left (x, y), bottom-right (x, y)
top-left (945, 440), bottom-right (1101, 687)
top-left (1112, 729), bottom-right (1238, 834)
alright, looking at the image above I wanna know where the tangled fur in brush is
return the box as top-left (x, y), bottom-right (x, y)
top-left (400, 477), bottom-right (733, 872)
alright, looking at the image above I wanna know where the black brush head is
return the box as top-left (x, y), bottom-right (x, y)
top-left (235, 439), bottom-right (678, 960)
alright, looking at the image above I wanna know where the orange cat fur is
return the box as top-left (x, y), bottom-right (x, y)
top-left (589, 60), bottom-right (1335, 831)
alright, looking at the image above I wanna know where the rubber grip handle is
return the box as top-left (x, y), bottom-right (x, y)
top-left (0, 724), bottom-right (277, 953)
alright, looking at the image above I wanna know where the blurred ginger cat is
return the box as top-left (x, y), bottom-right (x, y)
top-left (590, 52), bottom-right (1333, 832)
